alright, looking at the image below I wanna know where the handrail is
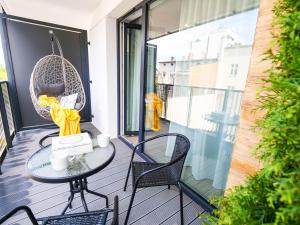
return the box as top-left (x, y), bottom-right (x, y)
top-left (156, 83), bottom-right (244, 93)
top-left (155, 83), bottom-right (244, 140)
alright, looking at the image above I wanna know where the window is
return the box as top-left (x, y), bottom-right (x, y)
top-left (230, 64), bottom-right (239, 77)
top-left (144, 0), bottom-right (259, 201)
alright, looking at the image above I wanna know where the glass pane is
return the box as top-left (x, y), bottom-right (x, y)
top-left (144, 0), bottom-right (260, 201)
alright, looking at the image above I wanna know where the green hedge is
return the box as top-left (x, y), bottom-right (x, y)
top-left (203, 0), bottom-right (300, 224)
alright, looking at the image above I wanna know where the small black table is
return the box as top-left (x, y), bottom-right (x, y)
top-left (26, 138), bottom-right (115, 215)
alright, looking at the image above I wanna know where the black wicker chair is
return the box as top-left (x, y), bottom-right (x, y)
top-left (123, 133), bottom-right (190, 225)
top-left (0, 196), bottom-right (118, 225)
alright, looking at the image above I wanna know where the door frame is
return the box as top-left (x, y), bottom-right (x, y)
top-left (123, 23), bottom-right (142, 137)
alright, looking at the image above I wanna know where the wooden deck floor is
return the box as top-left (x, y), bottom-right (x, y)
top-left (0, 123), bottom-right (205, 225)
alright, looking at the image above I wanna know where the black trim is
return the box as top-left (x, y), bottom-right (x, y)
top-left (0, 16), bottom-right (22, 130)
top-left (26, 142), bottom-right (116, 184)
top-left (138, 4), bottom-right (149, 146)
top-left (123, 23), bottom-right (129, 135)
top-left (79, 30), bottom-right (92, 122)
top-left (0, 14), bottom-right (85, 33)
top-left (116, 21), bottom-right (121, 136)
top-left (123, 23), bottom-right (142, 135)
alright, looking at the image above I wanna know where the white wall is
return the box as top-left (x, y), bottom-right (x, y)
top-left (88, 0), bottom-right (142, 137)
top-left (88, 0), bottom-right (142, 29)
top-left (88, 19), bottom-right (108, 135)
top-left (88, 17), bottom-right (118, 137)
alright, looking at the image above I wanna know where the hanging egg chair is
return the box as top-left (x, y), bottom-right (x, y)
top-left (29, 30), bottom-right (86, 121)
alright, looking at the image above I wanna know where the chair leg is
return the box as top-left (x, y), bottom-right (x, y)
top-left (124, 163), bottom-right (132, 191)
top-left (178, 182), bottom-right (184, 225)
top-left (124, 186), bottom-right (137, 225)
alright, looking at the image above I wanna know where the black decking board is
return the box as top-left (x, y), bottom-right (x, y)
top-left (0, 123), bottom-right (204, 225)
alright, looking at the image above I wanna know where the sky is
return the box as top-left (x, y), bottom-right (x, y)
top-left (149, 9), bottom-right (259, 62)
top-left (0, 35), bottom-right (5, 67)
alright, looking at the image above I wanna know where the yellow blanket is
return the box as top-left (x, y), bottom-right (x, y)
top-left (145, 92), bottom-right (163, 132)
top-left (39, 95), bottom-right (81, 136)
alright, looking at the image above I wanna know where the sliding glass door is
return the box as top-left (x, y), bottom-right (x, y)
top-left (119, 0), bottom-right (260, 203)
top-left (119, 9), bottom-right (142, 145)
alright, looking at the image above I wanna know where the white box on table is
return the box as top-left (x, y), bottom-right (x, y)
top-left (51, 133), bottom-right (93, 155)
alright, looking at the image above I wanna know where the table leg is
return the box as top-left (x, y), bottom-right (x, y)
top-left (61, 178), bottom-right (109, 215)
top-left (79, 180), bottom-right (89, 212)
top-left (83, 178), bottom-right (109, 208)
top-left (61, 182), bottom-right (75, 215)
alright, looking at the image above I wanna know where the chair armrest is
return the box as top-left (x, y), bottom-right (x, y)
top-left (111, 195), bottom-right (119, 225)
top-left (0, 206), bottom-right (38, 225)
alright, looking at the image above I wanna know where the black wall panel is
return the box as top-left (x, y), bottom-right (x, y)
top-left (6, 20), bottom-right (89, 128)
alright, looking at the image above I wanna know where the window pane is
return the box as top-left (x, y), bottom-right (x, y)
top-left (144, 0), bottom-right (260, 201)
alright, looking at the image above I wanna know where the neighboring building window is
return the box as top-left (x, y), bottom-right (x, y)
top-left (230, 64), bottom-right (238, 77)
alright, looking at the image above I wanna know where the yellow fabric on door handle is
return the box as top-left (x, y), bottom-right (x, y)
top-left (38, 95), bottom-right (81, 136)
top-left (145, 92), bottom-right (163, 132)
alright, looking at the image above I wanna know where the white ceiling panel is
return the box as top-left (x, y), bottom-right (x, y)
top-left (0, 0), bottom-right (103, 29)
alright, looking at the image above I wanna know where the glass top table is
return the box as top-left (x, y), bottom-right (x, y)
top-left (27, 139), bottom-right (115, 183)
top-left (26, 137), bottom-right (115, 214)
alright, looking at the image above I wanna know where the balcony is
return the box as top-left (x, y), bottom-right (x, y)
top-left (0, 0), bottom-right (293, 225)
top-left (0, 123), bottom-right (204, 225)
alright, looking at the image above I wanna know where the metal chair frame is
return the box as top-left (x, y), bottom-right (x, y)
top-left (123, 133), bottom-right (190, 225)
top-left (0, 196), bottom-right (118, 225)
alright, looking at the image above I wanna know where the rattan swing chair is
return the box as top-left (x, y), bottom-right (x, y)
top-left (29, 30), bottom-right (90, 147)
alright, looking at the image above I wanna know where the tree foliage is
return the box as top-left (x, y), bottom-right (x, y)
top-left (203, 0), bottom-right (300, 224)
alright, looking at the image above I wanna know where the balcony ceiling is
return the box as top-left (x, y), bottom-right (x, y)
top-left (0, 0), bottom-right (103, 29)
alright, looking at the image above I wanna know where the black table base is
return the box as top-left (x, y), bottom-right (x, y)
top-left (61, 178), bottom-right (108, 215)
